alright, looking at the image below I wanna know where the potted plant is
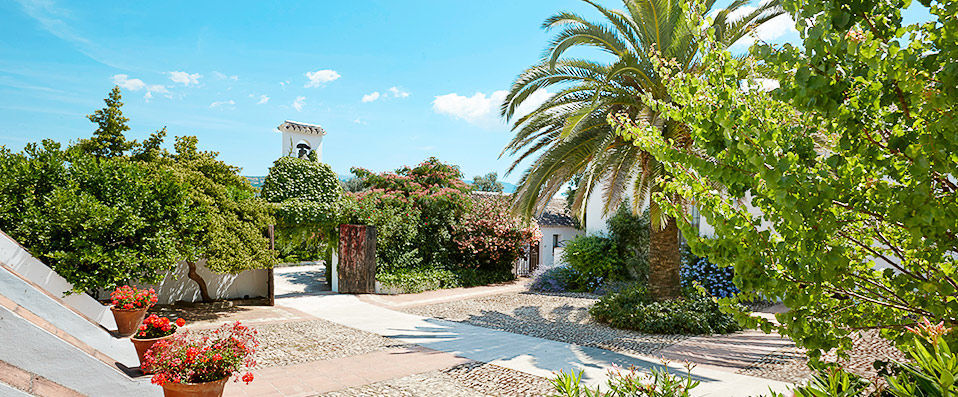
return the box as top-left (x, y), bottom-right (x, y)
top-left (109, 285), bottom-right (158, 337)
top-left (143, 321), bottom-right (257, 397)
top-left (131, 314), bottom-right (185, 372)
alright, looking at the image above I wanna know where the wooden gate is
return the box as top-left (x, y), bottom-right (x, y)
top-left (529, 241), bottom-right (540, 274)
top-left (338, 224), bottom-right (377, 294)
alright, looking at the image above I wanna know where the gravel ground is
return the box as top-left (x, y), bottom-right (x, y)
top-left (320, 362), bottom-right (554, 397)
top-left (397, 291), bottom-right (687, 355)
top-left (738, 330), bottom-right (908, 384)
top-left (252, 319), bottom-right (411, 368)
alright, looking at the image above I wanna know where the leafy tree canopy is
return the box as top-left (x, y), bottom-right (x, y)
top-left (471, 172), bottom-right (504, 192)
top-left (74, 86), bottom-right (137, 158)
top-left (616, 0), bottom-right (957, 357)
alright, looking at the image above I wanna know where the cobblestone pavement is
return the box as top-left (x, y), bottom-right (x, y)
top-left (319, 362), bottom-right (554, 397)
top-left (397, 291), bottom-right (688, 355)
top-left (252, 319), bottom-right (412, 368)
top-left (739, 330), bottom-right (908, 384)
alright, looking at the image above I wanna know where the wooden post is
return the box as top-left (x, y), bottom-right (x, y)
top-left (267, 224), bottom-right (275, 306)
top-left (337, 224), bottom-right (377, 294)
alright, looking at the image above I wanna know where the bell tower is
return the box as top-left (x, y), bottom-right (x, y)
top-left (277, 120), bottom-right (326, 161)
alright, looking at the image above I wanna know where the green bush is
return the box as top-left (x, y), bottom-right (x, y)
top-left (563, 235), bottom-right (621, 291)
top-left (606, 204), bottom-right (650, 283)
top-left (376, 266), bottom-right (514, 294)
top-left (590, 285), bottom-right (741, 335)
top-left (0, 142), bottom-right (188, 293)
top-left (261, 156), bottom-right (341, 204)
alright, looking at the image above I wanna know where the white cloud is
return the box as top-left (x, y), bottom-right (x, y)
top-left (167, 71), bottom-right (201, 86)
top-left (433, 91), bottom-right (508, 124)
top-left (729, 8), bottom-right (797, 50)
top-left (304, 70), bottom-right (340, 87)
top-left (388, 86), bottom-right (410, 98)
top-left (212, 71), bottom-right (238, 81)
top-left (256, 94), bottom-right (269, 104)
top-left (112, 74), bottom-right (168, 99)
top-left (353, 118), bottom-right (365, 124)
top-left (418, 145), bottom-right (436, 151)
top-left (361, 91), bottom-right (381, 103)
top-left (293, 96), bottom-right (306, 111)
top-left (209, 99), bottom-right (235, 108)
top-left (113, 74), bottom-right (146, 91)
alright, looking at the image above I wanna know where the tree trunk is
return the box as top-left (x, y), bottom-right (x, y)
top-left (648, 216), bottom-right (681, 300)
top-left (186, 260), bottom-right (212, 302)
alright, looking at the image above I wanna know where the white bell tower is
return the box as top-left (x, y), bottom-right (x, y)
top-left (277, 120), bottom-right (326, 161)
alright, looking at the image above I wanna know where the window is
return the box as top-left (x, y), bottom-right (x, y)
top-left (552, 234), bottom-right (560, 250)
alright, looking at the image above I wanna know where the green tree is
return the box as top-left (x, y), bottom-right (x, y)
top-left (149, 136), bottom-right (278, 301)
top-left (0, 140), bottom-right (189, 293)
top-left (75, 86), bottom-right (137, 158)
top-left (501, 0), bottom-right (784, 299)
top-left (472, 172), bottom-right (504, 192)
top-left (616, 0), bottom-right (957, 356)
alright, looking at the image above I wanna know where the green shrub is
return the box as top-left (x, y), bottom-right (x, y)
top-left (529, 266), bottom-right (581, 292)
top-left (376, 266), bottom-right (514, 294)
top-left (563, 235), bottom-right (620, 291)
top-left (606, 204), bottom-right (650, 283)
top-left (590, 285), bottom-right (741, 335)
top-left (261, 156), bottom-right (341, 204)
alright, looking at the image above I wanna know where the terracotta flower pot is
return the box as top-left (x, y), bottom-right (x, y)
top-left (111, 306), bottom-right (149, 337)
top-left (161, 377), bottom-right (228, 397)
top-left (131, 333), bottom-right (173, 373)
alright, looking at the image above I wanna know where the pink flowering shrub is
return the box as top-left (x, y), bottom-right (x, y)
top-left (143, 321), bottom-right (257, 386)
top-left (453, 196), bottom-right (541, 272)
top-left (346, 157), bottom-right (471, 269)
top-left (110, 285), bottom-right (157, 310)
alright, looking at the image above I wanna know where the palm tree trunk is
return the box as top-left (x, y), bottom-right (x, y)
top-left (648, 216), bottom-right (681, 300)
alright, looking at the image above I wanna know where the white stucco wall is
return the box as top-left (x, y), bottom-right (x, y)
top-left (132, 260), bottom-right (269, 304)
top-left (0, 231), bottom-right (116, 328)
top-left (539, 226), bottom-right (584, 269)
top-left (281, 130), bottom-right (324, 161)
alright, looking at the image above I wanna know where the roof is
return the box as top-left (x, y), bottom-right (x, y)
top-left (536, 198), bottom-right (578, 227)
top-left (277, 120), bottom-right (326, 136)
top-left (468, 191), bottom-right (578, 228)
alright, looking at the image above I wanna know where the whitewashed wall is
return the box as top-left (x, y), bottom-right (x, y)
top-left (0, 231), bottom-right (116, 328)
top-left (538, 226), bottom-right (584, 269)
top-left (133, 260), bottom-right (268, 304)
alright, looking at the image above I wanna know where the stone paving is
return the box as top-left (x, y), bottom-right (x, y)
top-left (279, 294), bottom-right (793, 396)
top-left (397, 291), bottom-right (688, 356)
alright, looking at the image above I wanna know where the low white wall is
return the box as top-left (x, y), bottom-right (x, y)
top-left (133, 260), bottom-right (268, 304)
top-left (0, 231), bottom-right (115, 329)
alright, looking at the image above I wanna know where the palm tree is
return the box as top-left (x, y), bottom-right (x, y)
top-left (501, 0), bottom-right (784, 299)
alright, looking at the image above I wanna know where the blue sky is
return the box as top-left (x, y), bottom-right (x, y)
top-left (0, 1), bottom-right (931, 180)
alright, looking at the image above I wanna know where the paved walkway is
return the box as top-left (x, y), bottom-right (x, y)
top-left (278, 294), bottom-right (793, 396)
top-left (226, 345), bottom-right (471, 396)
top-left (358, 278), bottom-right (530, 308)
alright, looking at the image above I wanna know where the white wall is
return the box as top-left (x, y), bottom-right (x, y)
top-left (539, 226), bottom-right (584, 269)
top-left (133, 260), bottom-right (268, 304)
top-left (281, 131), bottom-right (324, 161)
top-left (0, 231), bottom-right (116, 329)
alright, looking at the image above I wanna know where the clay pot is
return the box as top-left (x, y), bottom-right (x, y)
top-left (161, 377), bottom-right (228, 397)
top-left (110, 306), bottom-right (149, 337)
top-left (131, 333), bottom-right (173, 373)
